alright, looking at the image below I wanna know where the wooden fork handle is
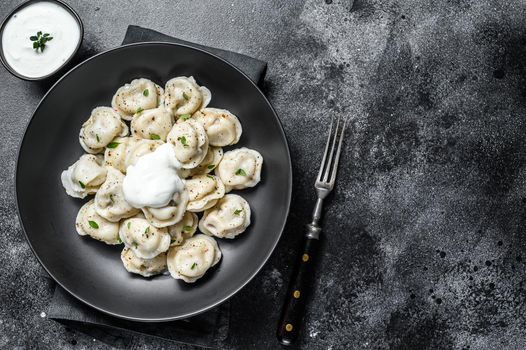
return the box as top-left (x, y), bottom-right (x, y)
top-left (277, 232), bottom-right (320, 345)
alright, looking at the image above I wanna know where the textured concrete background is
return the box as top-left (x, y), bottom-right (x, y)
top-left (2, 0), bottom-right (526, 349)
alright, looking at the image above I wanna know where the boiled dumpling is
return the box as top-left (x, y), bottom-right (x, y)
top-left (119, 215), bottom-right (171, 259)
top-left (185, 174), bottom-right (225, 212)
top-left (199, 194), bottom-right (251, 239)
top-left (188, 146), bottom-right (223, 177)
top-left (112, 78), bottom-right (164, 121)
top-left (121, 247), bottom-right (166, 277)
top-left (168, 211), bottom-right (198, 246)
top-left (75, 200), bottom-right (120, 244)
top-left (79, 107), bottom-right (129, 154)
top-left (167, 234), bottom-right (221, 283)
top-left (130, 107), bottom-right (174, 141)
top-left (103, 137), bottom-right (138, 173)
top-left (163, 76), bottom-right (211, 116)
top-left (215, 148), bottom-right (263, 192)
top-left (166, 119), bottom-right (208, 169)
top-left (142, 190), bottom-right (189, 228)
top-left (193, 108), bottom-right (242, 147)
top-left (61, 154), bottom-right (107, 198)
top-left (124, 139), bottom-right (164, 169)
top-left (95, 167), bottom-right (140, 222)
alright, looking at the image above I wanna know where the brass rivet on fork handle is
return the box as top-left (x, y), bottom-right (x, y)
top-left (277, 117), bottom-right (347, 345)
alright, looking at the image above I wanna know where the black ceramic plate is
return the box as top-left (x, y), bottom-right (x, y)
top-left (16, 42), bottom-right (291, 321)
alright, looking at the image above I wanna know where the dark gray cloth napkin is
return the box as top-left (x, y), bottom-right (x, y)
top-left (122, 25), bottom-right (267, 85)
top-left (45, 25), bottom-right (268, 349)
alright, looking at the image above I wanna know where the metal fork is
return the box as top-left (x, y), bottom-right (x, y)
top-left (277, 117), bottom-right (347, 345)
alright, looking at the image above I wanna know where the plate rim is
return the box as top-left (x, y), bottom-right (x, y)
top-left (14, 41), bottom-right (292, 322)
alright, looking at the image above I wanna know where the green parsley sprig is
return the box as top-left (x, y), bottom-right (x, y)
top-left (30, 31), bottom-right (53, 52)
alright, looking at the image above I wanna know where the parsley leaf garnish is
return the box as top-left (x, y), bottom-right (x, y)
top-left (183, 92), bottom-right (189, 100)
top-left (107, 141), bottom-right (120, 148)
top-left (78, 181), bottom-right (86, 189)
top-left (136, 107), bottom-right (144, 114)
top-left (88, 220), bottom-right (99, 229)
top-left (179, 114), bottom-right (191, 121)
top-left (143, 89), bottom-right (149, 97)
top-left (150, 133), bottom-right (161, 140)
top-left (177, 136), bottom-right (189, 147)
top-left (233, 209), bottom-right (242, 215)
top-left (191, 262), bottom-right (197, 269)
top-left (235, 168), bottom-right (247, 176)
top-left (30, 31), bottom-right (53, 52)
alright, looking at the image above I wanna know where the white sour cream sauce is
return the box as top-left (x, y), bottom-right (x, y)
top-left (2, 1), bottom-right (81, 78)
top-left (123, 144), bottom-right (185, 209)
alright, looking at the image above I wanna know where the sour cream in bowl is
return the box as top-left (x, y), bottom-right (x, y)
top-left (0, 0), bottom-right (83, 80)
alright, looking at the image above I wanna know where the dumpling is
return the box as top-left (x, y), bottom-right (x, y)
top-left (124, 139), bottom-right (163, 169)
top-left (167, 234), bottom-right (221, 283)
top-left (199, 194), bottom-right (251, 239)
top-left (193, 108), bottom-right (242, 147)
top-left (75, 200), bottom-right (120, 244)
top-left (188, 146), bottom-right (223, 177)
top-left (61, 154), bottom-right (107, 198)
top-left (111, 78), bottom-right (164, 121)
top-left (163, 76), bottom-right (211, 116)
top-left (142, 190), bottom-right (189, 228)
top-left (168, 211), bottom-right (198, 246)
top-left (119, 216), bottom-right (171, 259)
top-left (130, 107), bottom-right (174, 141)
top-left (185, 174), bottom-right (225, 212)
top-left (215, 148), bottom-right (263, 192)
top-left (79, 107), bottom-right (129, 154)
top-left (121, 247), bottom-right (166, 277)
top-left (166, 119), bottom-right (208, 169)
top-left (94, 167), bottom-right (140, 222)
top-left (103, 137), bottom-right (138, 173)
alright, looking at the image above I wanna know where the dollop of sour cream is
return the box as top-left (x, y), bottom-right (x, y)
top-left (123, 144), bottom-right (185, 209)
top-left (1, 1), bottom-right (81, 78)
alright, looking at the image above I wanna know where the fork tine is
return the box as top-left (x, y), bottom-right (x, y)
top-left (329, 118), bottom-right (347, 185)
top-left (316, 117), bottom-right (335, 182)
top-left (322, 116), bottom-right (341, 183)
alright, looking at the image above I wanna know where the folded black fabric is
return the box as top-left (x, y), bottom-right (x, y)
top-left (122, 25), bottom-right (267, 85)
top-left (46, 25), bottom-right (268, 349)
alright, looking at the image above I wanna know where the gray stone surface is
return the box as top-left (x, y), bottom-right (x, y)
top-left (1, 0), bottom-right (526, 349)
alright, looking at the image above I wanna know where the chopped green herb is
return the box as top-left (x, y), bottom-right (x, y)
top-left (145, 226), bottom-right (150, 234)
top-left (127, 221), bottom-right (131, 229)
top-left (88, 220), bottom-right (99, 229)
top-left (136, 107), bottom-right (144, 114)
top-left (143, 89), bottom-right (149, 97)
top-left (233, 209), bottom-right (243, 215)
top-left (179, 114), bottom-right (191, 121)
top-left (207, 164), bottom-right (215, 170)
top-left (207, 174), bottom-right (214, 179)
top-left (170, 239), bottom-right (176, 244)
top-left (191, 262), bottom-right (197, 270)
top-left (107, 141), bottom-right (120, 148)
top-left (133, 241), bottom-right (138, 248)
top-left (78, 181), bottom-right (86, 189)
top-left (109, 194), bottom-right (114, 203)
top-left (177, 136), bottom-right (189, 147)
top-left (149, 133), bottom-right (161, 140)
top-left (183, 225), bottom-right (192, 232)
top-left (235, 168), bottom-right (247, 176)
top-left (29, 31), bottom-right (53, 52)
top-left (117, 238), bottom-right (122, 244)
top-left (96, 134), bottom-right (100, 143)
top-left (182, 92), bottom-right (190, 100)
